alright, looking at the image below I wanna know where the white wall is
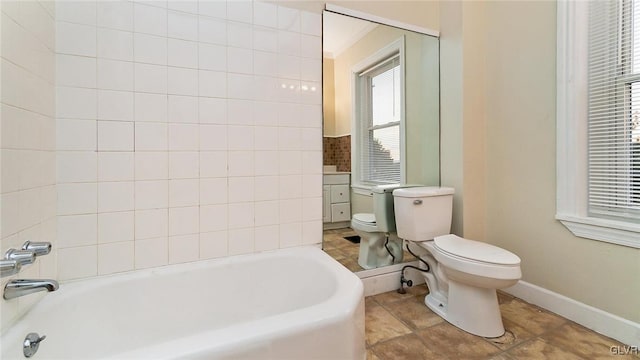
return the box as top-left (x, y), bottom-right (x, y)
top-left (53, 0), bottom-right (324, 281)
top-left (0, 0), bottom-right (57, 330)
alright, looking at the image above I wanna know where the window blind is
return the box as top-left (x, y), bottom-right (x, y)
top-left (588, 0), bottom-right (640, 222)
top-left (358, 55), bottom-right (401, 184)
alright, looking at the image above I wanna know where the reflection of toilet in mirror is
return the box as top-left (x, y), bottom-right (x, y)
top-left (351, 184), bottom-right (411, 269)
top-left (393, 187), bottom-right (522, 338)
top-left (321, 10), bottom-right (441, 274)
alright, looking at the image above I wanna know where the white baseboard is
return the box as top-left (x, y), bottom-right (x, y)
top-left (323, 221), bottom-right (351, 230)
top-left (359, 262), bottom-right (425, 297)
top-left (504, 280), bottom-right (640, 347)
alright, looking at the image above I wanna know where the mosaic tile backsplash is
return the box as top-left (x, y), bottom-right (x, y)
top-left (323, 135), bottom-right (351, 172)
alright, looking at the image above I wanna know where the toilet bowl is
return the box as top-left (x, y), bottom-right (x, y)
top-left (351, 213), bottom-right (403, 269)
top-left (393, 187), bottom-right (522, 338)
top-left (411, 235), bottom-right (521, 337)
top-left (350, 184), bottom-right (412, 270)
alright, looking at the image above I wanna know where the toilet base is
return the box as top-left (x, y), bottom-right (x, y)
top-left (356, 233), bottom-right (404, 270)
top-left (425, 280), bottom-right (505, 338)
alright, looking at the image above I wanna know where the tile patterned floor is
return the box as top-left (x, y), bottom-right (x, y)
top-left (323, 228), bottom-right (417, 272)
top-left (323, 228), bottom-right (637, 359)
top-left (365, 285), bottom-right (639, 360)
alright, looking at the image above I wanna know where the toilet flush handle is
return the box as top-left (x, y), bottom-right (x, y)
top-left (413, 200), bottom-right (422, 205)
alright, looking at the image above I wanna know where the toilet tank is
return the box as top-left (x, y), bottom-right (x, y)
top-left (372, 184), bottom-right (416, 233)
top-left (392, 187), bottom-right (455, 241)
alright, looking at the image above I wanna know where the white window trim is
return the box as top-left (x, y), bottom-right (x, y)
top-left (350, 37), bottom-right (406, 195)
top-left (556, 1), bottom-right (640, 248)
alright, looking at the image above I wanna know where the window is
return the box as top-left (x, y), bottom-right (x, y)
top-left (557, 0), bottom-right (640, 248)
top-left (352, 38), bottom-right (405, 189)
top-left (359, 56), bottom-right (401, 184)
top-left (587, 0), bottom-right (640, 222)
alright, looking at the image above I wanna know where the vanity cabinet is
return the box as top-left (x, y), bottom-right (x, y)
top-left (323, 173), bottom-right (351, 229)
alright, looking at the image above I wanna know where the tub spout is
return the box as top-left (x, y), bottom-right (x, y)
top-left (3, 279), bottom-right (59, 300)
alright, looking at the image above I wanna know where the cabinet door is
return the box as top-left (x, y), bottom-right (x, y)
top-left (331, 203), bottom-right (351, 222)
top-left (323, 185), bottom-right (331, 223)
top-left (330, 184), bottom-right (350, 203)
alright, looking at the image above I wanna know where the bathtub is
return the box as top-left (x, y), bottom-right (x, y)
top-left (0, 246), bottom-right (365, 359)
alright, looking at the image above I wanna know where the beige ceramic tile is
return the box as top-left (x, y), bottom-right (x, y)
top-left (497, 290), bottom-right (515, 304)
top-left (416, 322), bottom-right (502, 358)
top-left (499, 299), bottom-right (566, 335)
top-left (507, 339), bottom-right (584, 360)
top-left (373, 284), bottom-right (429, 305)
top-left (364, 288), bottom-right (633, 360)
top-left (323, 247), bottom-right (345, 260)
top-left (485, 318), bottom-right (535, 351)
top-left (365, 301), bottom-right (412, 346)
top-left (366, 348), bottom-right (382, 360)
top-left (540, 322), bottom-right (639, 360)
top-left (342, 243), bottom-right (360, 258)
top-left (346, 262), bottom-right (363, 272)
top-left (488, 353), bottom-right (515, 360)
top-left (383, 294), bottom-right (444, 330)
top-left (371, 334), bottom-right (445, 360)
top-left (365, 296), bottom-right (378, 308)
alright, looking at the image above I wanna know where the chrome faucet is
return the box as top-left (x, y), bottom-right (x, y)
top-left (3, 279), bottom-right (59, 300)
top-left (1, 241), bottom-right (59, 300)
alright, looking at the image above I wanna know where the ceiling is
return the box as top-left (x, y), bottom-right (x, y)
top-left (323, 12), bottom-right (378, 59)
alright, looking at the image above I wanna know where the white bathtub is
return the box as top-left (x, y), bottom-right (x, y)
top-left (0, 246), bottom-right (365, 359)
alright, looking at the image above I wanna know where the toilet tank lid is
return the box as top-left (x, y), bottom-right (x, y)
top-left (371, 183), bottom-right (421, 193)
top-left (434, 234), bottom-right (521, 265)
top-left (392, 186), bottom-right (455, 198)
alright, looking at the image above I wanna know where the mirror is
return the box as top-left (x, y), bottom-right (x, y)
top-left (321, 10), bottom-right (440, 273)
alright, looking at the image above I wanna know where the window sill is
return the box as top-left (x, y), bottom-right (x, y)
top-left (556, 214), bottom-right (640, 249)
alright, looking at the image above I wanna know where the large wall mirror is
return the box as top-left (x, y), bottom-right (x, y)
top-left (321, 10), bottom-right (440, 275)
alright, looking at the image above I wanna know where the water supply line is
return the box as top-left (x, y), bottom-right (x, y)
top-left (383, 235), bottom-right (395, 264)
top-left (397, 243), bottom-right (431, 294)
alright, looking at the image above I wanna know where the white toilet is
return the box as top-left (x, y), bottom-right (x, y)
top-left (351, 184), bottom-right (407, 270)
top-left (392, 186), bottom-right (521, 338)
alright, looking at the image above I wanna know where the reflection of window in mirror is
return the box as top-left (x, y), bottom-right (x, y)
top-left (358, 55), bottom-right (401, 184)
top-left (352, 37), bottom-right (405, 188)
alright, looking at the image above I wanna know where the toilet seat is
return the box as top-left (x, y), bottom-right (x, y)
top-left (353, 213), bottom-right (376, 224)
top-left (351, 213), bottom-right (378, 232)
top-left (424, 235), bottom-right (521, 281)
top-left (434, 234), bottom-right (520, 266)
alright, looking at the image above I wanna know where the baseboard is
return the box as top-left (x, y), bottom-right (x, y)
top-left (359, 262), bottom-right (425, 297)
top-left (504, 280), bottom-right (640, 347)
top-left (323, 221), bottom-right (351, 230)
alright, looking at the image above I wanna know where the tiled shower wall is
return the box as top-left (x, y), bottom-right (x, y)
top-left (0, 1), bottom-right (57, 329)
top-left (55, 0), bottom-right (323, 280)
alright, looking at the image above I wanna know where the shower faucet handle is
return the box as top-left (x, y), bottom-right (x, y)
top-left (21, 241), bottom-right (51, 257)
top-left (1, 242), bottom-right (52, 276)
top-left (4, 249), bottom-right (36, 266)
top-left (0, 259), bottom-right (21, 278)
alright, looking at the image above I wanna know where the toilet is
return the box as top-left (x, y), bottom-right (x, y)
top-left (351, 184), bottom-right (408, 269)
top-left (392, 186), bottom-right (521, 338)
